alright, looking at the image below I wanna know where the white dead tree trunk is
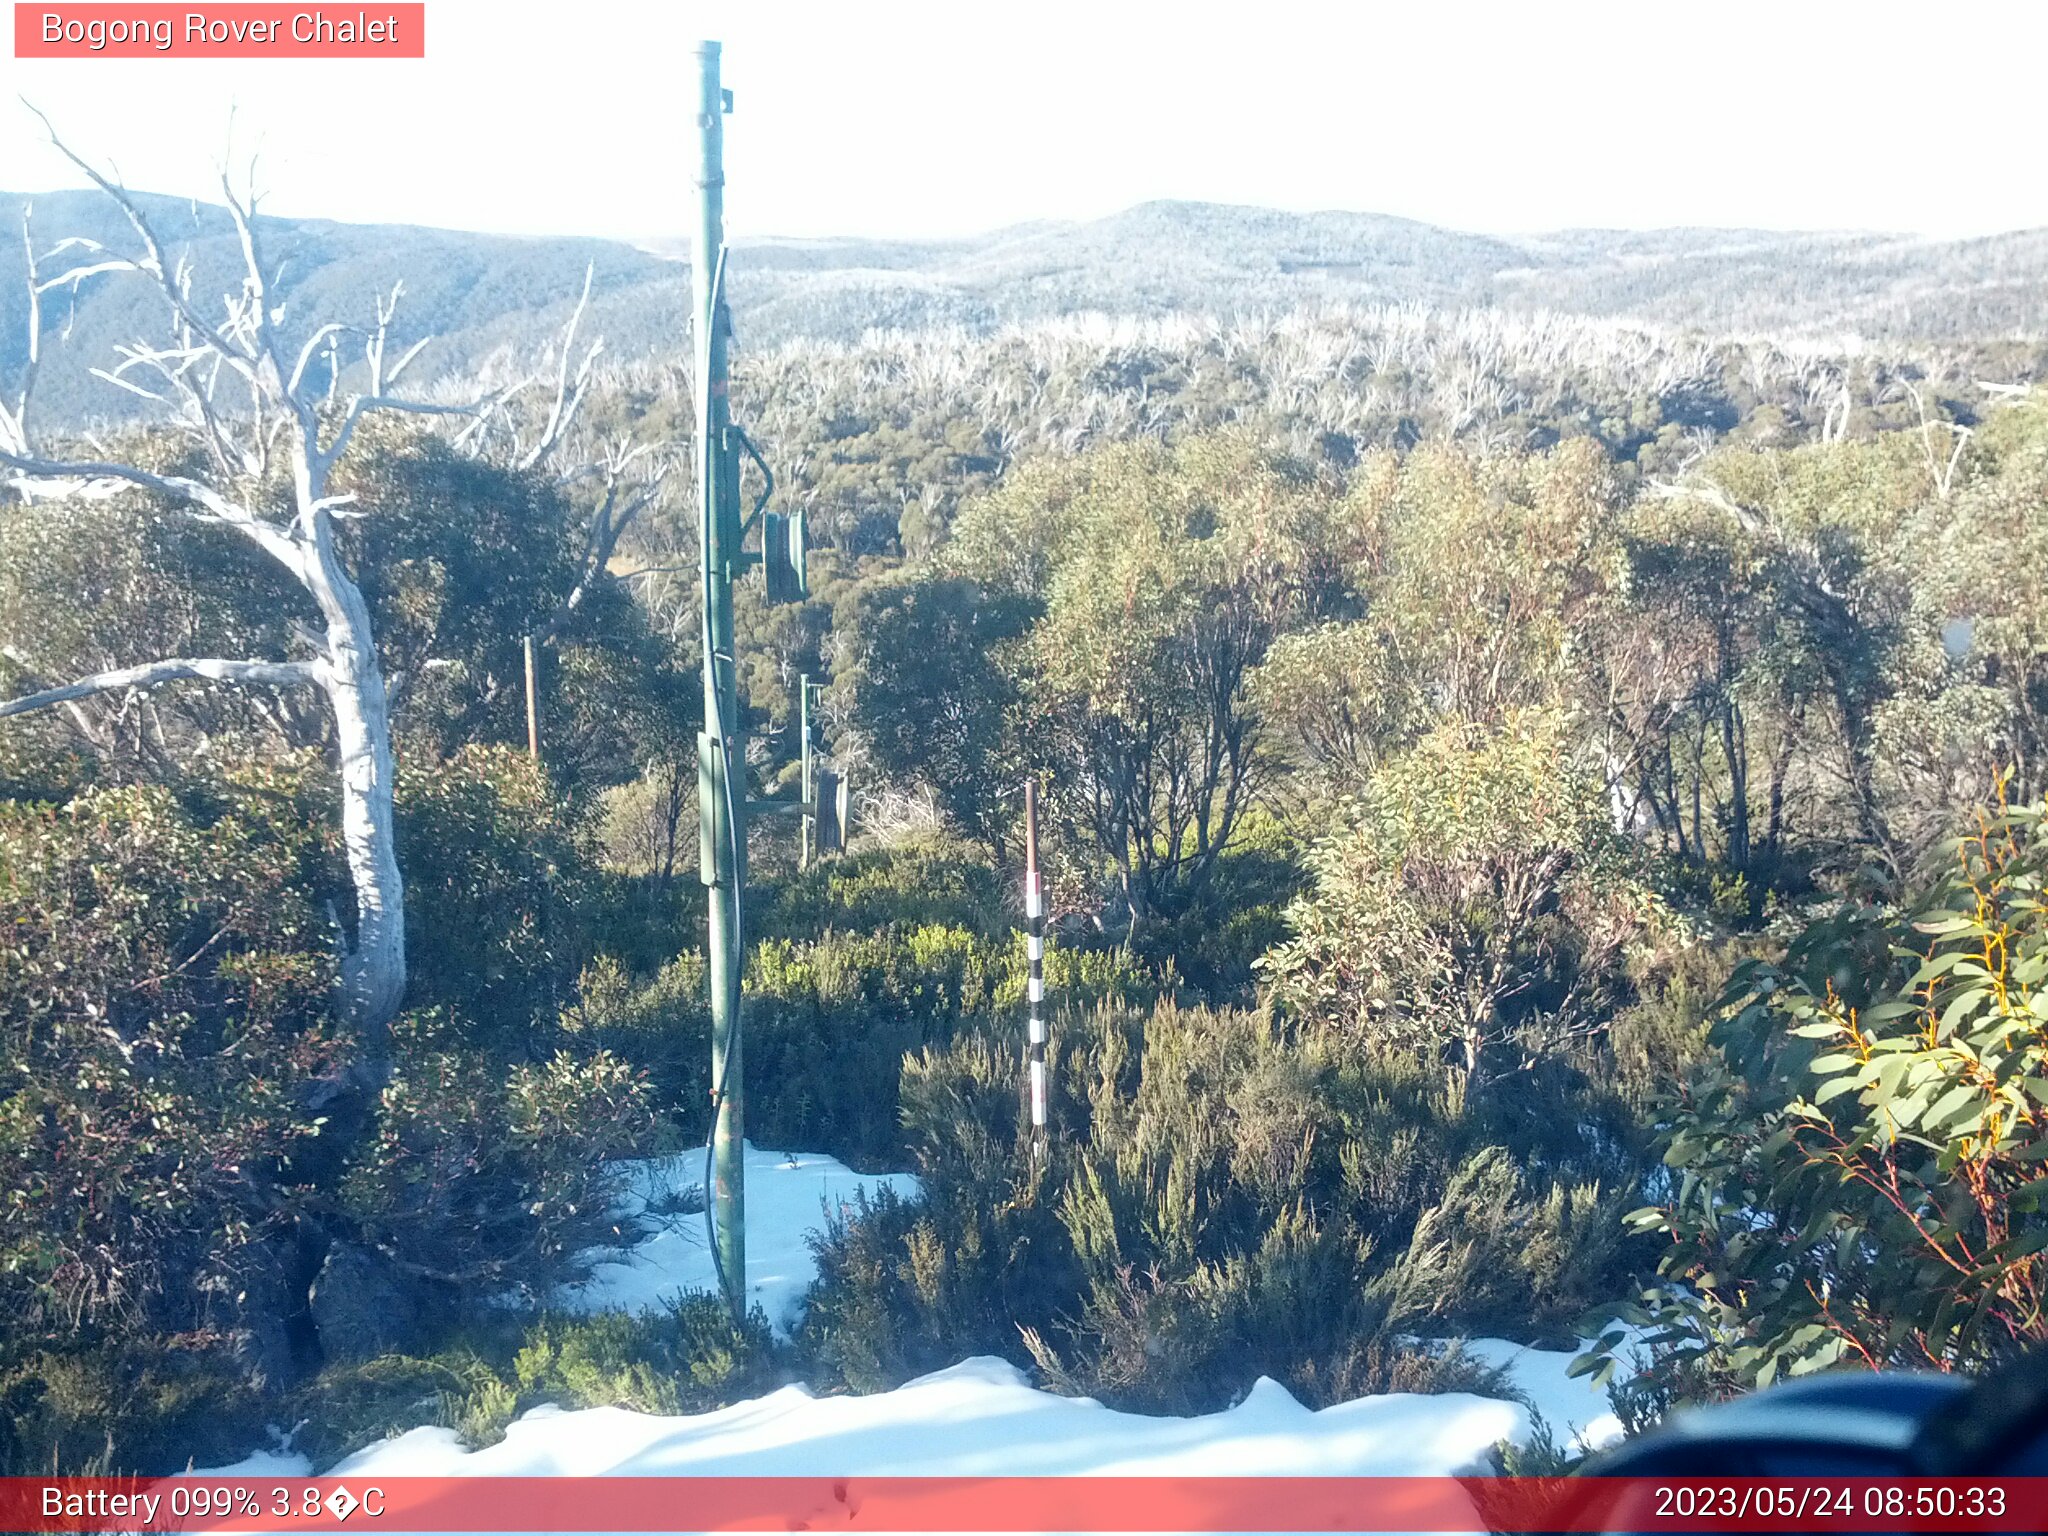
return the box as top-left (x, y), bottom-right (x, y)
top-left (0, 131), bottom-right (482, 1063)
top-left (1903, 378), bottom-right (1972, 501)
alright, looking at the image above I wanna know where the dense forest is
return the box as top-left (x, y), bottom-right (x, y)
top-left (5, 177), bottom-right (2048, 1477)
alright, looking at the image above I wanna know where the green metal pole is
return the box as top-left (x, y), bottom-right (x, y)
top-left (799, 673), bottom-right (813, 872)
top-left (692, 38), bottom-right (745, 1318)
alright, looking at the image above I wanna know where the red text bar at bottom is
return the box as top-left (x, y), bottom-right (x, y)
top-left (8, 1475), bottom-right (2048, 1533)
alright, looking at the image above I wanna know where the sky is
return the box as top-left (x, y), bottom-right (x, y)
top-left (3, 0), bottom-right (2044, 244)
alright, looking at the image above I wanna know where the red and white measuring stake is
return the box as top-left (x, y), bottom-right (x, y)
top-left (1024, 781), bottom-right (1047, 1147)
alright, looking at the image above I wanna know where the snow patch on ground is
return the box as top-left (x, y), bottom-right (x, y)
top-left (1457, 1336), bottom-right (1625, 1452)
top-left (328, 1356), bottom-right (1522, 1479)
top-left (189, 1146), bottom-right (1631, 1481)
top-left (553, 1141), bottom-right (917, 1336)
top-left (179, 1447), bottom-right (314, 1478)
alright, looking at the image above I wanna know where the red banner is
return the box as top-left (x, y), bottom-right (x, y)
top-left (6, 1476), bottom-right (2048, 1532)
top-left (13, 5), bottom-right (425, 58)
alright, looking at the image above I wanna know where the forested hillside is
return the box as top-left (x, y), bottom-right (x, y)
top-left (7, 190), bottom-right (2048, 428)
top-left (6, 170), bottom-right (2048, 1478)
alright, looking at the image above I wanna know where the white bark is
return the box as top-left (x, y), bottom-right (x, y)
top-left (0, 125), bottom-right (466, 1053)
top-left (302, 512), bottom-right (407, 1032)
top-left (4, 126), bottom-right (645, 1049)
top-left (0, 658), bottom-right (318, 719)
top-left (1, 435), bottom-right (411, 1051)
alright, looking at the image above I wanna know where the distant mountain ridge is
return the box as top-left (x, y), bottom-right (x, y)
top-left (5, 190), bottom-right (2045, 427)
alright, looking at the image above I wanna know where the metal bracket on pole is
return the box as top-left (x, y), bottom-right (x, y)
top-left (733, 425), bottom-right (774, 538)
top-left (814, 769), bottom-right (847, 853)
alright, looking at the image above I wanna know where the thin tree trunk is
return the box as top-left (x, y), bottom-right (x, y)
top-left (1724, 698), bottom-right (1750, 874)
top-left (306, 513), bottom-right (406, 1053)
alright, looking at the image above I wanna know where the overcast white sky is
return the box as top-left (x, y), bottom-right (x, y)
top-left (2, 0), bottom-right (2043, 243)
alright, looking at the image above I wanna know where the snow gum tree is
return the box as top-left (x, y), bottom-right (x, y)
top-left (0, 153), bottom-right (446, 1070)
top-left (0, 132), bottom-right (641, 1075)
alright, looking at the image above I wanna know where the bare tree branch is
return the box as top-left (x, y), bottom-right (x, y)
top-left (445, 369), bottom-right (540, 454)
top-left (1902, 378), bottom-right (1972, 500)
top-left (3, 110), bottom-right (624, 1050)
top-left (0, 657), bottom-right (318, 720)
top-left (0, 446), bottom-right (303, 570)
top-left (86, 365), bottom-right (170, 403)
top-left (517, 262), bottom-right (602, 471)
top-left (1645, 476), bottom-right (1767, 537)
top-left (287, 322), bottom-right (348, 397)
top-left (1, 646), bottom-right (113, 748)
top-left (315, 392), bottom-right (486, 492)
top-left (24, 104), bottom-right (262, 382)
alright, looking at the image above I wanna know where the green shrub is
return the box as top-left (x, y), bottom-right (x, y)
top-left (340, 1014), bottom-right (663, 1302)
top-left (1132, 808), bottom-right (1306, 1003)
top-left (797, 1181), bottom-right (1070, 1394)
top-left (560, 951), bottom-right (709, 1110)
top-left (570, 910), bottom-right (1152, 1165)
top-left (0, 763), bottom-right (340, 1348)
top-left (287, 1299), bottom-right (777, 1469)
top-left (396, 745), bottom-right (588, 1038)
top-left (800, 996), bottom-right (1656, 1410)
top-left (0, 723), bottom-right (92, 806)
top-left (1586, 795), bottom-right (2048, 1398)
top-left (513, 1299), bottom-right (777, 1416)
top-left (757, 835), bottom-right (1011, 940)
top-left (0, 750), bottom-right (676, 1473)
top-left (559, 821), bottom-right (1157, 1165)
top-left (0, 1336), bottom-right (268, 1476)
top-left (1261, 710), bottom-right (1670, 1083)
top-left (289, 1347), bottom-right (514, 1469)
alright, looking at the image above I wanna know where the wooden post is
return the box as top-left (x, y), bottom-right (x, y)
top-left (1024, 780), bottom-right (1047, 1160)
top-left (523, 633), bottom-right (540, 760)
